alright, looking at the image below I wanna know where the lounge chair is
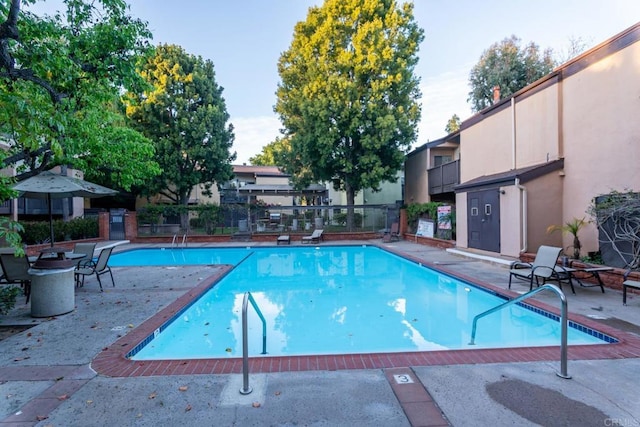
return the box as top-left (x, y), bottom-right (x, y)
top-left (622, 269), bottom-right (640, 305)
top-left (302, 229), bottom-right (323, 244)
top-left (75, 247), bottom-right (115, 291)
top-left (383, 223), bottom-right (400, 242)
top-left (70, 242), bottom-right (96, 266)
top-left (508, 246), bottom-right (573, 293)
top-left (276, 234), bottom-right (290, 245)
top-left (0, 252), bottom-right (32, 303)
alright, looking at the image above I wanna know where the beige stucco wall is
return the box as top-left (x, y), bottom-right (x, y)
top-left (560, 40), bottom-right (640, 254)
top-left (454, 192), bottom-right (468, 249)
top-left (460, 108), bottom-right (513, 182)
top-left (404, 148), bottom-right (429, 204)
top-left (514, 83), bottom-right (561, 168)
top-left (454, 27), bottom-right (640, 257)
top-left (523, 173), bottom-right (564, 253)
top-left (255, 175), bottom-right (293, 206)
top-left (499, 185), bottom-right (523, 256)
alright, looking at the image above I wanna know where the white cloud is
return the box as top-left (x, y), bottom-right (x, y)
top-left (230, 116), bottom-right (281, 165)
top-left (418, 67), bottom-right (473, 143)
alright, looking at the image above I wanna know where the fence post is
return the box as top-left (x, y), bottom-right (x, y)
top-left (98, 211), bottom-right (109, 240)
top-left (125, 211), bottom-right (138, 240)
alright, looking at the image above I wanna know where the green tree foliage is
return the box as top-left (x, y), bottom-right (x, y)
top-left (249, 137), bottom-right (290, 166)
top-left (444, 114), bottom-right (460, 134)
top-left (0, 0), bottom-right (160, 190)
top-left (275, 0), bottom-right (424, 230)
top-left (124, 44), bottom-right (236, 227)
top-left (468, 35), bottom-right (555, 112)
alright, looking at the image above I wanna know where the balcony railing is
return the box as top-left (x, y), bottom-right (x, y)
top-left (428, 160), bottom-right (460, 195)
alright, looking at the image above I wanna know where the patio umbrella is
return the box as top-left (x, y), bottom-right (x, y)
top-left (11, 170), bottom-right (118, 246)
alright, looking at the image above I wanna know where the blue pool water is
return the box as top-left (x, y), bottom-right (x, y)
top-left (117, 246), bottom-right (613, 360)
top-left (110, 247), bottom-right (252, 266)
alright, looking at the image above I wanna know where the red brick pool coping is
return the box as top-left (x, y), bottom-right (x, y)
top-left (92, 254), bottom-right (640, 378)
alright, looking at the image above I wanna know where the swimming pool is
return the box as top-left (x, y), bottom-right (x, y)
top-left (114, 246), bottom-right (613, 360)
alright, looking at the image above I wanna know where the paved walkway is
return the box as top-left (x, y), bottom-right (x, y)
top-left (0, 240), bottom-right (638, 426)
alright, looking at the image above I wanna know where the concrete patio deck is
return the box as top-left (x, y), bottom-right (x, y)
top-left (0, 240), bottom-right (639, 426)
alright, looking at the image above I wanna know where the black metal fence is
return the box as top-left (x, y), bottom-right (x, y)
top-left (137, 204), bottom-right (400, 236)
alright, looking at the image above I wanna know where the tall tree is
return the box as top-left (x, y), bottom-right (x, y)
top-left (467, 35), bottom-right (555, 112)
top-left (125, 44), bottom-right (236, 228)
top-left (249, 137), bottom-right (290, 166)
top-left (275, 0), bottom-right (423, 229)
top-left (0, 0), bottom-right (159, 189)
top-left (444, 114), bottom-right (460, 134)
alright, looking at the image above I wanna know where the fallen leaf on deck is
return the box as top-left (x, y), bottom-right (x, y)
top-left (178, 386), bottom-right (188, 392)
top-left (252, 402), bottom-right (261, 408)
top-left (148, 392), bottom-right (157, 399)
top-left (185, 404), bottom-right (192, 412)
top-left (57, 394), bottom-right (68, 401)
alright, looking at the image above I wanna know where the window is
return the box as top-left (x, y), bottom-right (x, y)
top-left (433, 155), bottom-right (452, 167)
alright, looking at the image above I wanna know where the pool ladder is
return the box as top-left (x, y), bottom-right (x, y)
top-left (469, 284), bottom-right (571, 379)
top-left (240, 291), bottom-right (267, 395)
top-left (171, 234), bottom-right (188, 248)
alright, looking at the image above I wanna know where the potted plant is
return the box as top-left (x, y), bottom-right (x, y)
top-left (546, 217), bottom-right (587, 260)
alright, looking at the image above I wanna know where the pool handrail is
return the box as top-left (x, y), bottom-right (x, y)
top-left (468, 284), bottom-right (570, 379)
top-left (240, 291), bottom-right (267, 395)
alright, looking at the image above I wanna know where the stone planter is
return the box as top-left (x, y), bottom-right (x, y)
top-left (28, 266), bottom-right (76, 318)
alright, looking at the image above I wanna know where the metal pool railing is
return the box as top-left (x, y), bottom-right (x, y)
top-left (240, 291), bottom-right (267, 395)
top-left (468, 284), bottom-right (571, 379)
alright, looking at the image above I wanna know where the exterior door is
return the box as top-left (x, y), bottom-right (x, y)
top-left (109, 208), bottom-right (126, 240)
top-left (467, 189), bottom-right (500, 252)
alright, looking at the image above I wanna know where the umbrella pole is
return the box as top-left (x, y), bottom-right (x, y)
top-left (48, 193), bottom-right (54, 247)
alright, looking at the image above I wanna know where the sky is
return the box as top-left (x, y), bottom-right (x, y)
top-left (27, 1), bottom-right (640, 164)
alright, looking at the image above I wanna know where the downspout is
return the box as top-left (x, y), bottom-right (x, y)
top-left (511, 97), bottom-right (516, 169)
top-left (516, 177), bottom-right (527, 253)
top-left (512, 97), bottom-right (527, 252)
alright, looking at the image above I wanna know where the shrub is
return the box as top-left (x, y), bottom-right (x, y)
top-left (406, 202), bottom-right (443, 231)
top-left (0, 286), bottom-right (21, 315)
top-left (20, 217), bottom-right (99, 244)
top-left (332, 212), bottom-right (363, 227)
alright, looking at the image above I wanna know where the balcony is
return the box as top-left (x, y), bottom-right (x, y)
top-left (428, 160), bottom-right (460, 195)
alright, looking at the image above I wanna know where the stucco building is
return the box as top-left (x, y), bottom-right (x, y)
top-left (406, 22), bottom-right (640, 259)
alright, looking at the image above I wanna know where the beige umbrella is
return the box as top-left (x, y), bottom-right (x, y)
top-left (12, 170), bottom-right (118, 246)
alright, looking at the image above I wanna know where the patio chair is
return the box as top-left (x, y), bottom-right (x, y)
top-left (508, 246), bottom-right (570, 292)
top-left (276, 234), bottom-right (291, 245)
top-left (302, 229), bottom-right (324, 244)
top-left (622, 269), bottom-right (640, 305)
top-left (75, 247), bottom-right (115, 291)
top-left (71, 242), bottom-right (96, 266)
top-left (383, 223), bottom-right (400, 242)
top-left (0, 252), bottom-right (32, 303)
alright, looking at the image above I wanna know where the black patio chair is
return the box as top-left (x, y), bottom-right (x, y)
top-left (75, 247), bottom-right (115, 291)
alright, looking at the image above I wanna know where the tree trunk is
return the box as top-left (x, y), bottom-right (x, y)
top-left (180, 192), bottom-right (191, 232)
top-left (573, 235), bottom-right (581, 260)
top-left (346, 182), bottom-right (356, 232)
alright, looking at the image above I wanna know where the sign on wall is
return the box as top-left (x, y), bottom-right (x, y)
top-left (437, 205), bottom-right (452, 230)
top-left (416, 219), bottom-right (434, 238)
